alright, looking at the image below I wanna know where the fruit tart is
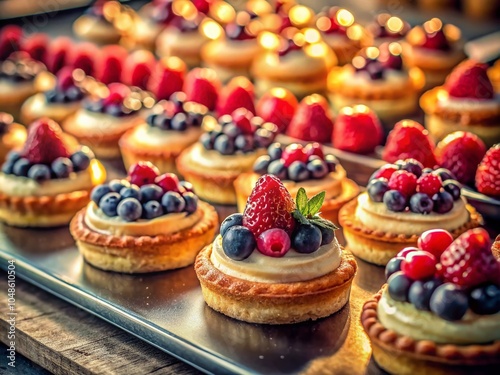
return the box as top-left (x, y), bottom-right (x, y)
top-left (62, 83), bottom-right (147, 159)
top-left (364, 14), bottom-right (410, 47)
top-left (403, 18), bottom-right (464, 89)
top-left (176, 108), bottom-right (278, 205)
top-left (119, 92), bottom-right (209, 174)
top-left (70, 162), bottom-right (218, 273)
top-left (234, 142), bottom-right (359, 223)
top-left (0, 113), bottom-right (26, 164)
top-left (0, 118), bottom-right (105, 227)
top-left (362, 228), bottom-right (500, 375)
top-left (339, 159), bottom-right (483, 265)
top-left (420, 60), bottom-right (500, 147)
top-left (195, 174), bottom-right (357, 324)
top-left (73, 0), bottom-right (122, 45)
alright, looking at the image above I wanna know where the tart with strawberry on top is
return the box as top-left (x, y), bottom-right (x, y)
top-left (420, 60), bottom-right (500, 147)
top-left (195, 174), bottom-right (357, 324)
top-left (475, 144), bottom-right (500, 200)
top-left (0, 113), bottom-right (26, 164)
top-left (339, 159), bottom-right (483, 265)
top-left (362, 228), bottom-right (500, 375)
top-left (176, 108), bottom-right (278, 205)
top-left (0, 118), bottom-right (105, 227)
top-left (73, 0), bottom-right (122, 45)
top-left (70, 162), bottom-right (218, 273)
top-left (234, 142), bottom-right (359, 223)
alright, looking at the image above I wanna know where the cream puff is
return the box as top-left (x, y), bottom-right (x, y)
top-left (73, 0), bottom-right (122, 45)
top-left (0, 113), bottom-right (26, 164)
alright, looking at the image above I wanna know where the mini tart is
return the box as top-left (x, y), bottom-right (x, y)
top-left (0, 120), bottom-right (26, 164)
top-left (339, 197), bottom-right (483, 265)
top-left (420, 88), bottom-right (500, 147)
top-left (73, 9), bottom-right (121, 45)
top-left (195, 241), bottom-right (357, 324)
top-left (70, 200), bottom-right (218, 273)
top-left (362, 288), bottom-right (500, 375)
top-left (21, 92), bottom-right (82, 125)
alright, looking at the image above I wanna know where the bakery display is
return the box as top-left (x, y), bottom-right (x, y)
top-left (73, 0), bottom-right (122, 45)
top-left (0, 118), bottom-right (105, 227)
top-left (0, 112), bottom-right (26, 164)
top-left (362, 228), bottom-right (499, 374)
top-left (196, 174), bottom-right (357, 324)
top-left (70, 162), bottom-right (218, 273)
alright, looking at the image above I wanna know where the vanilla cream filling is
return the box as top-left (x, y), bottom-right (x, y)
top-left (70, 109), bottom-right (140, 134)
top-left (126, 123), bottom-right (203, 150)
top-left (210, 234), bottom-right (342, 283)
top-left (84, 201), bottom-right (202, 237)
top-left (437, 94), bottom-right (500, 112)
top-left (22, 93), bottom-right (81, 120)
top-left (377, 288), bottom-right (500, 345)
top-left (356, 192), bottom-right (469, 235)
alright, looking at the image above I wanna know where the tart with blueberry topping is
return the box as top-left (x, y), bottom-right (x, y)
top-left (119, 92), bottom-right (208, 174)
top-left (362, 228), bottom-right (500, 375)
top-left (339, 159), bottom-right (483, 265)
top-left (195, 174), bottom-right (357, 324)
top-left (70, 162), bottom-right (218, 273)
top-left (0, 118), bottom-right (105, 227)
top-left (0, 113), bottom-right (26, 164)
top-left (73, 0), bottom-right (122, 45)
top-left (176, 108), bottom-right (278, 205)
top-left (234, 142), bottom-right (359, 223)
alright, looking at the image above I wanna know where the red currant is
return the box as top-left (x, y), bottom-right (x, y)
top-left (388, 170), bottom-right (417, 197)
top-left (397, 246), bottom-right (419, 258)
top-left (401, 250), bottom-right (437, 280)
top-left (304, 142), bottom-right (324, 159)
top-left (155, 173), bottom-right (182, 193)
top-left (256, 228), bottom-right (291, 257)
top-left (282, 143), bottom-right (308, 167)
top-left (417, 173), bottom-right (442, 197)
top-left (128, 162), bottom-right (159, 187)
top-left (417, 229), bottom-right (453, 258)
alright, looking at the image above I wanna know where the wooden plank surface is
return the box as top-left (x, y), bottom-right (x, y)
top-left (0, 272), bottom-right (200, 375)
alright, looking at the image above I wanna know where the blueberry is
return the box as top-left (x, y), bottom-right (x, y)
top-left (292, 223), bottom-right (322, 253)
top-left (408, 278), bottom-right (442, 311)
top-left (387, 271), bottom-right (412, 302)
top-left (6, 151), bottom-right (21, 163)
top-left (45, 89), bottom-right (58, 103)
top-left (307, 159), bottom-right (328, 179)
top-left (161, 191), bottom-right (186, 213)
top-left (117, 197), bottom-right (142, 222)
top-left (140, 184), bottom-right (163, 202)
top-left (200, 132), bottom-right (213, 149)
top-left (214, 134), bottom-right (235, 155)
top-left (120, 186), bottom-right (141, 200)
top-left (187, 112), bottom-right (204, 127)
top-left (385, 257), bottom-right (404, 280)
top-left (179, 180), bottom-right (194, 192)
top-left (51, 157), bottom-right (74, 178)
top-left (399, 159), bottom-right (423, 177)
top-left (1, 160), bottom-right (14, 174)
top-left (12, 158), bottom-right (31, 177)
top-left (267, 159), bottom-right (288, 180)
top-left (27, 164), bottom-right (51, 182)
top-left (171, 112), bottom-right (188, 131)
top-left (432, 191), bottom-right (454, 214)
top-left (469, 284), bottom-right (500, 315)
top-left (220, 213), bottom-right (243, 237)
top-left (66, 86), bottom-right (83, 101)
top-left (142, 200), bottom-right (164, 219)
top-left (288, 161), bottom-right (309, 182)
top-left (430, 283), bottom-right (468, 321)
top-left (267, 143), bottom-right (282, 160)
top-left (146, 113), bottom-right (157, 126)
top-left (169, 91), bottom-right (186, 107)
top-left (70, 150), bottom-right (92, 171)
top-left (99, 192), bottom-right (122, 217)
top-left (254, 128), bottom-right (273, 148)
top-left (223, 123), bottom-right (242, 139)
top-left (106, 104), bottom-right (124, 117)
top-left (442, 180), bottom-right (461, 201)
top-left (222, 225), bottom-right (255, 260)
top-left (153, 114), bottom-right (171, 130)
top-left (324, 154), bottom-right (338, 172)
top-left (235, 134), bottom-right (254, 152)
top-left (91, 184), bottom-right (111, 205)
top-left (409, 193), bottom-right (434, 214)
top-left (317, 225), bottom-right (335, 245)
top-left (182, 192), bottom-right (198, 214)
top-left (367, 178), bottom-right (389, 202)
top-left (109, 179), bottom-right (129, 193)
top-left (434, 168), bottom-right (456, 182)
top-left (383, 190), bottom-right (407, 212)
top-left (253, 155), bottom-right (271, 174)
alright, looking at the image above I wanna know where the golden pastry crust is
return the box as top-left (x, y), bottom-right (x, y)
top-left (70, 201), bottom-right (218, 273)
top-left (362, 290), bottom-right (500, 375)
top-left (492, 235), bottom-right (500, 259)
top-left (195, 244), bottom-right (357, 324)
top-left (0, 123), bottom-right (26, 163)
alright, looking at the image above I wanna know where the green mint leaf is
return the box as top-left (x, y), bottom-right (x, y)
top-left (296, 188), bottom-right (308, 214)
top-left (306, 191), bottom-right (326, 217)
top-left (292, 209), bottom-right (309, 225)
top-left (310, 217), bottom-right (338, 230)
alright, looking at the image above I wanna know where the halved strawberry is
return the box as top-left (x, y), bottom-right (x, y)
top-left (46, 37), bottom-right (72, 74)
top-left (216, 76), bottom-right (255, 116)
top-left (147, 56), bottom-right (186, 101)
top-left (0, 25), bottom-right (22, 61)
top-left (96, 45), bottom-right (128, 84)
top-left (256, 87), bottom-right (298, 133)
top-left (444, 60), bottom-right (494, 100)
top-left (21, 33), bottom-right (49, 64)
top-left (475, 144), bottom-right (500, 198)
top-left (69, 43), bottom-right (98, 76)
top-left (21, 118), bottom-right (70, 164)
top-left (121, 50), bottom-right (155, 89)
top-left (183, 68), bottom-right (220, 111)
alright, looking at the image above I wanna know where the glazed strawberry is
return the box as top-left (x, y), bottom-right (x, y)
top-left (96, 45), bottom-right (128, 84)
top-left (286, 94), bottom-right (333, 143)
top-left (382, 120), bottom-right (437, 168)
top-left (216, 76), bottom-right (255, 116)
top-left (417, 174), bottom-right (442, 197)
top-left (21, 118), bottom-right (70, 164)
top-left (421, 29), bottom-right (450, 50)
top-left (56, 67), bottom-right (75, 91)
top-left (444, 60), bottom-right (494, 100)
top-left (388, 170), bottom-right (417, 197)
top-left (103, 83), bottom-right (130, 107)
top-left (69, 43), bottom-right (98, 76)
top-left (155, 173), bottom-right (182, 193)
top-left (371, 164), bottom-right (398, 181)
top-left (121, 50), bottom-right (155, 90)
top-left (147, 56), bottom-right (186, 101)
top-left (0, 25), bottom-right (22, 61)
top-left (183, 68), bottom-right (220, 111)
top-left (21, 33), bottom-right (49, 64)
top-left (282, 144), bottom-right (308, 167)
top-left (333, 105), bottom-right (383, 154)
top-left (243, 174), bottom-right (295, 236)
top-left (256, 88), bottom-right (298, 133)
top-left (435, 131), bottom-right (486, 185)
top-left (232, 108), bottom-right (256, 134)
top-left (475, 144), bottom-right (500, 198)
top-left (128, 162), bottom-right (160, 187)
top-left (439, 228), bottom-right (496, 288)
top-left (46, 37), bottom-right (72, 73)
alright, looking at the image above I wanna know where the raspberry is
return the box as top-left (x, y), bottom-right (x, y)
top-left (256, 228), bottom-right (291, 257)
top-left (128, 162), bottom-right (160, 187)
top-left (243, 174), bottom-right (295, 236)
top-left (304, 143), bottom-right (324, 159)
top-left (371, 164), bottom-right (398, 181)
top-left (21, 118), bottom-right (70, 164)
top-left (388, 170), bottom-right (417, 197)
top-left (475, 144), bottom-right (500, 198)
top-left (155, 173), bottom-right (182, 193)
top-left (417, 229), bottom-right (453, 258)
top-left (401, 250), bottom-right (437, 280)
top-left (417, 173), bottom-right (442, 197)
top-left (282, 144), bottom-right (308, 167)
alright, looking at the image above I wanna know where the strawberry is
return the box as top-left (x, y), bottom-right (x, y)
top-left (421, 29), bottom-right (450, 50)
top-left (382, 120), bottom-right (437, 168)
top-left (183, 68), bottom-right (220, 111)
top-left (21, 118), bottom-right (70, 164)
top-left (439, 228), bottom-right (496, 289)
top-left (231, 108), bottom-right (255, 134)
top-left (333, 105), bottom-right (383, 154)
top-left (0, 25), bottom-right (22, 61)
top-left (286, 94), bottom-right (333, 143)
top-left (475, 144), bottom-right (500, 197)
top-left (256, 87), bottom-right (298, 133)
top-left (435, 131), bottom-right (486, 185)
top-left (96, 45), bottom-right (128, 84)
top-left (444, 60), bottom-right (494, 100)
top-left (147, 56), bottom-right (186, 101)
top-left (46, 37), bottom-right (72, 74)
top-left (21, 33), bottom-right (49, 64)
top-left (192, 0), bottom-right (210, 14)
top-left (243, 174), bottom-right (295, 236)
top-left (216, 76), bottom-right (255, 116)
top-left (121, 50), bottom-right (155, 90)
top-left (69, 43), bottom-right (98, 76)
top-left (128, 162), bottom-right (160, 187)
top-left (56, 67), bottom-right (75, 91)
top-left (103, 83), bottom-right (130, 107)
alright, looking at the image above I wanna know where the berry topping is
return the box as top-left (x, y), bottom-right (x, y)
top-left (387, 271), bottom-right (412, 302)
top-left (139, 184), bottom-right (163, 203)
top-left (333, 105), bottom-right (383, 154)
top-left (286, 94), bottom-right (334, 143)
top-left (51, 157), bottom-right (73, 178)
top-left (0, 52), bottom-right (45, 82)
top-left (155, 173), bottom-right (181, 193)
top-left (431, 191), bottom-right (454, 214)
top-left (417, 229), bottom-right (454, 258)
top-left (96, 45), bottom-right (128, 84)
top-left (367, 178), bottom-right (390, 202)
top-left (367, 13), bottom-right (410, 39)
top-left (216, 76), bottom-right (255, 116)
top-left (161, 191), bottom-right (186, 213)
top-left (429, 283), bottom-right (468, 321)
top-left (91, 184), bottom-right (111, 205)
top-left (232, 108), bottom-right (256, 134)
top-left (46, 37), bottom-right (72, 74)
top-left (409, 192), bottom-right (433, 214)
top-left (146, 95), bottom-right (207, 132)
top-left (151, 0), bottom-right (175, 24)
top-left (435, 131), bottom-right (486, 185)
top-left (388, 170), bottom-right (417, 197)
top-left (99, 192), bottom-right (121, 217)
top-left (370, 164), bottom-right (399, 181)
top-left (21, 118), bottom-right (70, 164)
top-left (382, 190), bottom-right (406, 212)
top-left (257, 228), bottom-right (291, 257)
top-left (469, 284), bottom-right (500, 315)
top-left (416, 173), bottom-right (442, 197)
top-left (121, 50), bottom-right (155, 90)
top-left (0, 26), bottom-right (22, 61)
top-left (0, 112), bottom-right (13, 134)
top-left (282, 144), bottom-right (307, 167)
top-left (442, 180), bottom-right (461, 201)
top-left (292, 223), bottom-right (322, 254)
top-left (401, 250), bottom-right (437, 280)
top-left (385, 257), bottom-right (404, 279)
top-left (222, 226), bottom-right (256, 261)
top-left (117, 198), bottom-right (143, 222)
top-left (398, 159), bottom-right (424, 177)
top-left (21, 33), bottom-right (49, 64)
top-left (148, 56), bottom-right (186, 101)
top-left (408, 278), bottom-right (442, 311)
top-left (69, 43), bottom-right (97, 76)
top-left (444, 60), bottom-right (494, 100)
top-left (397, 247), bottom-right (419, 258)
top-left (378, 42), bottom-right (403, 70)
top-left (220, 213), bottom-right (243, 237)
top-left (183, 68), bottom-right (220, 111)
top-left (143, 200), bottom-right (164, 219)
top-left (225, 12), bottom-right (255, 41)
top-left (475, 144), bottom-right (500, 198)
top-left (128, 161), bottom-right (160, 187)
top-left (27, 164), bottom-right (51, 182)
top-left (256, 88), bottom-right (298, 133)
